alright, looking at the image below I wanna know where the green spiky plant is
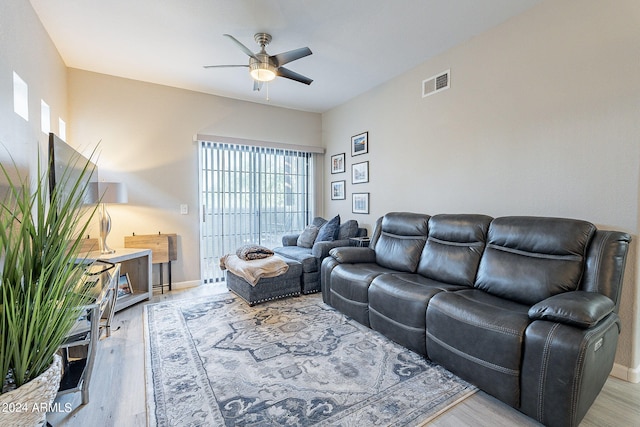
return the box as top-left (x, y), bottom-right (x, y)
top-left (0, 148), bottom-right (98, 393)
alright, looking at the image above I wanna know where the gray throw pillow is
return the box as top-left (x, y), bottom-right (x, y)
top-left (311, 216), bottom-right (328, 228)
top-left (297, 225), bottom-right (319, 248)
top-left (316, 215), bottom-right (340, 242)
top-left (338, 220), bottom-right (358, 240)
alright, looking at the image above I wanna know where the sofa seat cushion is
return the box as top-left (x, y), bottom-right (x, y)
top-left (368, 273), bottom-right (467, 355)
top-left (329, 263), bottom-right (397, 327)
top-left (273, 246), bottom-right (318, 273)
top-left (426, 289), bottom-right (531, 407)
top-left (331, 263), bottom-right (395, 302)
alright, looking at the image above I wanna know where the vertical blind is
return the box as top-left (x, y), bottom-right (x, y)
top-left (200, 141), bottom-right (313, 283)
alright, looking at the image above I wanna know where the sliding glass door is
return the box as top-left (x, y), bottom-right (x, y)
top-left (200, 141), bottom-right (312, 283)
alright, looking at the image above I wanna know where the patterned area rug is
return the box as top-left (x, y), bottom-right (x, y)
top-left (144, 293), bottom-right (476, 426)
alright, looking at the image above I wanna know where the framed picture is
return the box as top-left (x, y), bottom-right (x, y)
top-left (352, 161), bottom-right (369, 184)
top-left (351, 132), bottom-right (368, 156)
top-left (117, 273), bottom-right (133, 299)
top-left (331, 180), bottom-right (346, 200)
top-left (352, 192), bottom-right (370, 214)
top-left (331, 153), bottom-right (345, 174)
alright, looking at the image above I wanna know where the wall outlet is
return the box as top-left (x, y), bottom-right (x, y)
top-left (180, 204), bottom-right (188, 215)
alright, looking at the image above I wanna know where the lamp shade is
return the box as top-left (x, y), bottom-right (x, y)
top-left (86, 182), bottom-right (128, 205)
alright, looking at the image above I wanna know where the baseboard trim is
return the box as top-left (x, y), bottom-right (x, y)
top-left (169, 280), bottom-right (201, 290)
top-left (611, 362), bottom-right (640, 383)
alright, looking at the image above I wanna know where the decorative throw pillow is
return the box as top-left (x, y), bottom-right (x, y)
top-left (315, 215), bottom-right (340, 242)
top-left (338, 219), bottom-right (359, 240)
top-left (311, 216), bottom-right (328, 228)
top-left (297, 225), bottom-right (319, 248)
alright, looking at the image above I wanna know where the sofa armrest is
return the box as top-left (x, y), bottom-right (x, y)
top-left (312, 239), bottom-right (352, 259)
top-left (521, 313), bottom-right (620, 426)
top-left (282, 234), bottom-right (300, 246)
top-left (581, 230), bottom-right (631, 310)
top-left (328, 246), bottom-right (377, 264)
top-left (528, 291), bottom-right (615, 328)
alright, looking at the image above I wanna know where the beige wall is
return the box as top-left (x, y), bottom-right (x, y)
top-left (3, 0), bottom-right (639, 380)
top-left (0, 0), bottom-right (67, 173)
top-left (67, 69), bottom-right (322, 287)
top-left (322, 0), bottom-right (640, 378)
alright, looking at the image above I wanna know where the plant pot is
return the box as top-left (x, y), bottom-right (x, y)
top-left (0, 354), bottom-right (62, 427)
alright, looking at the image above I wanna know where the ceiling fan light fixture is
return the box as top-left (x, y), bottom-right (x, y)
top-left (249, 60), bottom-right (277, 82)
top-left (207, 33), bottom-right (312, 88)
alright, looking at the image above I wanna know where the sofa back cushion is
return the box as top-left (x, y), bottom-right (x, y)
top-left (374, 212), bottom-right (430, 273)
top-left (417, 214), bottom-right (493, 286)
top-left (475, 216), bottom-right (596, 305)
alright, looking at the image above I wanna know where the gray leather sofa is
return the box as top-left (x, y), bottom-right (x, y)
top-left (321, 212), bottom-right (631, 427)
top-left (274, 216), bottom-right (366, 294)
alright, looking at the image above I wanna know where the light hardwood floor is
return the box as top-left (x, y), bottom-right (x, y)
top-left (48, 284), bottom-right (640, 427)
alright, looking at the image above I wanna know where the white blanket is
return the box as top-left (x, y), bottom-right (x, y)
top-left (221, 254), bottom-right (289, 286)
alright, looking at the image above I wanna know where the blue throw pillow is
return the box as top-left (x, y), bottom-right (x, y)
top-left (316, 215), bottom-right (340, 242)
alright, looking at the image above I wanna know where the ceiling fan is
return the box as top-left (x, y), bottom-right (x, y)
top-left (204, 33), bottom-right (313, 91)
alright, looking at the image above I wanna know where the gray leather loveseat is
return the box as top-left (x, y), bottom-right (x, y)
top-left (321, 212), bottom-right (630, 427)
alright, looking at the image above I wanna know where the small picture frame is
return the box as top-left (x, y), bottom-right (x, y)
top-left (352, 192), bottom-right (370, 214)
top-left (117, 273), bottom-right (133, 298)
top-left (352, 161), bottom-right (369, 184)
top-left (331, 153), bottom-right (346, 174)
top-left (351, 132), bottom-right (368, 156)
top-left (331, 180), bottom-right (346, 200)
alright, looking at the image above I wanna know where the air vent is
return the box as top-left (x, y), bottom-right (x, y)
top-left (422, 69), bottom-right (450, 98)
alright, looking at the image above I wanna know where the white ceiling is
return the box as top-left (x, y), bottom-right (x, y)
top-left (29, 0), bottom-right (542, 113)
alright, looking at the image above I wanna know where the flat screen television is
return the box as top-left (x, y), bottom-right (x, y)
top-left (48, 132), bottom-right (98, 206)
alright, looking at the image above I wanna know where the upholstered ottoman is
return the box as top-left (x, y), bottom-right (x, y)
top-left (226, 259), bottom-right (302, 306)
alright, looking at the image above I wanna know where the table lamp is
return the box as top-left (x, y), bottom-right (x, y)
top-left (88, 182), bottom-right (128, 254)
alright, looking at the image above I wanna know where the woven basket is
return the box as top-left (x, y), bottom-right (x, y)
top-left (0, 354), bottom-right (62, 427)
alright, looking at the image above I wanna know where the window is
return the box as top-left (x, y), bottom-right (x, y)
top-left (13, 72), bottom-right (29, 121)
top-left (59, 118), bottom-right (67, 140)
top-left (200, 141), bottom-right (313, 283)
top-left (41, 100), bottom-right (50, 134)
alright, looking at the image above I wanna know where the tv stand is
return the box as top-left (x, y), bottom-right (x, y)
top-left (79, 248), bottom-right (152, 312)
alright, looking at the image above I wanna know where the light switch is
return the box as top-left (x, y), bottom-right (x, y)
top-left (180, 204), bottom-right (188, 215)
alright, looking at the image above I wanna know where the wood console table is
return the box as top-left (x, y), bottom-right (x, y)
top-left (125, 233), bottom-right (177, 293)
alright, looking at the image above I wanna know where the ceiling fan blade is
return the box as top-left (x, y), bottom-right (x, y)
top-left (223, 34), bottom-right (259, 60)
top-left (270, 47), bottom-right (312, 67)
top-left (253, 80), bottom-right (264, 92)
top-left (203, 64), bottom-right (248, 69)
top-left (277, 67), bottom-right (313, 85)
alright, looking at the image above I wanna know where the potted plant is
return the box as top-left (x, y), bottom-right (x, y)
top-left (0, 149), bottom-right (98, 426)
